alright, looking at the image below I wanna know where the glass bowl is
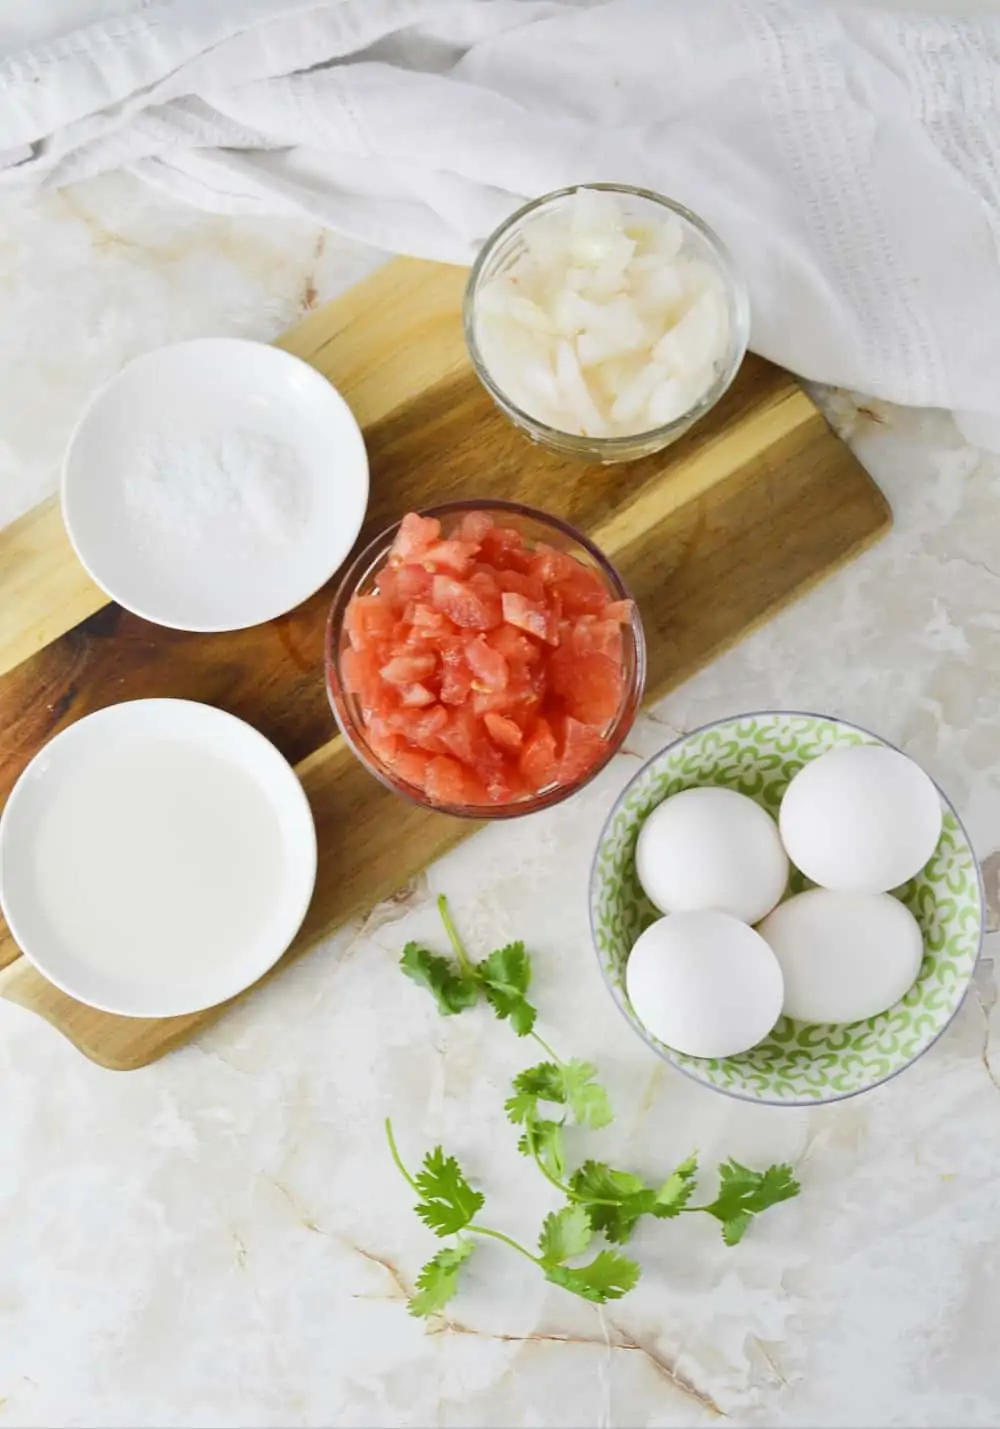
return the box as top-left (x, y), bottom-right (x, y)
top-left (590, 711), bottom-right (984, 1107)
top-left (325, 499), bottom-right (646, 819)
top-left (464, 183), bottom-right (750, 464)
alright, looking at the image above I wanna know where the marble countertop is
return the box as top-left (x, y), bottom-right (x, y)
top-left (1, 173), bottom-right (999, 1429)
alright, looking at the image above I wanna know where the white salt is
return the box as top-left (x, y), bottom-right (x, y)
top-left (123, 429), bottom-right (309, 560)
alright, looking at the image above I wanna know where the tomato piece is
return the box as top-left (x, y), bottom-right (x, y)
top-left (486, 624), bottom-right (542, 668)
top-left (394, 747), bottom-right (431, 787)
top-left (550, 648), bottom-right (623, 726)
top-left (458, 510), bottom-right (495, 545)
top-left (399, 682), bottom-right (436, 707)
top-left (604, 599), bottom-right (635, 623)
top-left (344, 594), bottom-right (396, 651)
top-left (570, 616), bottom-right (623, 663)
top-left (341, 645), bottom-right (382, 701)
top-left (501, 592), bottom-right (558, 645)
top-left (495, 567), bottom-right (547, 603)
top-left (432, 574), bottom-right (502, 631)
top-left (367, 720), bottom-right (400, 764)
top-left (519, 717), bottom-right (559, 791)
top-left (465, 634), bottom-right (509, 692)
top-left (390, 703), bottom-right (449, 752)
top-left (480, 524), bottom-right (526, 569)
top-left (529, 543), bottom-right (581, 585)
top-left (424, 755), bottom-right (485, 806)
top-left (420, 539), bottom-right (477, 576)
top-left (550, 570), bottom-right (608, 616)
top-left (484, 712), bottom-right (523, 751)
top-left (390, 512), bottom-right (441, 562)
top-left (559, 718), bottom-right (608, 783)
top-left (379, 652), bottom-right (437, 685)
top-left (409, 603), bottom-right (456, 641)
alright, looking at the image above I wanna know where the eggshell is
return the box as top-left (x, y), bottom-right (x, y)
top-left (625, 911), bottom-right (784, 1058)
top-left (635, 786), bottom-right (789, 924)
top-left (779, 745), bottom-right (942, 893)
top-left (757, 889), bottom-right (924, 1023)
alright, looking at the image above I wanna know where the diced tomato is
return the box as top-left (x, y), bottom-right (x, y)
top-left (392, 563), bottom-right (433, 603)
top-left (484, 712), bottom-right (523, 751)
top-left (559, 718), bottom-right (608, 783)
top-left (480, 524), bottom-right (526, 569)
top-left (344, 594), bottom-right (396, 651)
top-left (458, 510), bottom-right (495, 545)
top-left (390, 512), bottom-right (441, 562)
top-left (465, 634), bottom-right (509, 692)
top-left (399, 682), bottom-right (436, 707)
top-left (391, 703), bottom-right (449, 751)
top-left (379, 652), bottom-right (437, 685)
top-left (367, 720), bottom-right (399, 764)
top-left (431, 574), bottom-right (502, 631)
top-left (394, 747), bottom-right (431, 787)
top-left (519, 717), bottom-right (559, 791)
top-left (550, 648), bottom-right (623, 726)
top-left (529, 543), bottom-right (580, 585)
top-left (420, 539), bottom-right (477, 576)
top-left (424, 755), bottom-right (485, 806)
top-left (486, 623), bottom-right (543, 667)
top-left (495, 567), bottom-right (547, 602)
top-left (501, 592), bottom-right (558, 645)
top-left (341, 645), bottom-right (382, 701)
top-left (570, 616), bottom-right (623, 663)
top-left (409, 603), bottom-right (455, 640)
top-left (550, 569), bottom-right (608, 616)
top-left (344, 509), bottom-right (632, 809)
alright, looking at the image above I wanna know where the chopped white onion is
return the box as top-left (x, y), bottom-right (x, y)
top-left (475, 189), bottom-right (733, 439)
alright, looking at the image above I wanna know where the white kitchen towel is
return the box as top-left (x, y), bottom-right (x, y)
top-left (2, 0), bottom-right (999, 445)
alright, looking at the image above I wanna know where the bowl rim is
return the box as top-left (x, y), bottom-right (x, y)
top-left (325, 497), bottom-right (647, 820)
top-left (588, 707), bottom-right (986, 1108)
top-left (463, 182), bottom-right (751, 455)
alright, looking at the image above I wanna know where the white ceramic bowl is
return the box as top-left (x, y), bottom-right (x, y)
top-left (0, 699), bottom-right (317, 1017)
top-left (62, 338), bottom-right (369, 632)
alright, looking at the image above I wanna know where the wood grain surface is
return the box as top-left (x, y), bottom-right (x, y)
top-left (0, 257), bottom-right (891, 1065)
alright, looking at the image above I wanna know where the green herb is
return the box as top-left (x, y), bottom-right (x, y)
top-left (392, 898), bottom-right (801, 1315)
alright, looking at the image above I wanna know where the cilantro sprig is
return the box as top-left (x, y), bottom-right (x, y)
top-left (391, 897), bottom-right (801, 1316)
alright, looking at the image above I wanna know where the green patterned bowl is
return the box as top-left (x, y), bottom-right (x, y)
top-left (590, 712), bottom-right (984, 1105)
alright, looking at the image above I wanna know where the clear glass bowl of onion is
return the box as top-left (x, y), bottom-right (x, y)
top-left (464, 183), bottom-right (750, 464)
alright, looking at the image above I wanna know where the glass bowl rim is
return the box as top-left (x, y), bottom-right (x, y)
top-left (588, 706), bottom-right (986, 1108)
top-left (325, 497), bottom-right (648, 820)
top-left (463, 181), bottom-right (751, 455)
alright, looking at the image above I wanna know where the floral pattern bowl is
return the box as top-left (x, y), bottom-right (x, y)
top-left (589, 711), bottom-right (984, 1106)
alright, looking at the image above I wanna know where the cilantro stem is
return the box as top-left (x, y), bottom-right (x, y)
top-left (523, 1122), bottom-right (626, 1210)
top-left (466, 1223), bottom-right (541, 1266)
top-left (437, 895), bottom-right (477, 980)
top-left (384, 1117), bottom-right (421, 1195)
top-left (529, 1030), bottom-right (562, 1065)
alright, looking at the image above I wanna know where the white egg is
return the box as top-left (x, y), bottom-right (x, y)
top-left (757, 889), bottom-right (924, 1023)
top-left (635, 786), bottom-right (789, 923)
top-left (625, 911), bottom-right (784, 1058)
top-left (779, 745), bottom-right (942, 893)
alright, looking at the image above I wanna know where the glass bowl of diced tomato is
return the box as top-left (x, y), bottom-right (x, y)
top-left (325, 500), bottom-right (646, 817)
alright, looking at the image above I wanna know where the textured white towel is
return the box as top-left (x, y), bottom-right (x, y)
top-left (2, 0), bottom-right (1000, 445)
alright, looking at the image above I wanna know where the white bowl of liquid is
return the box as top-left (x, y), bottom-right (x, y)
top-left (0, 699), bottom-right (317, 1018)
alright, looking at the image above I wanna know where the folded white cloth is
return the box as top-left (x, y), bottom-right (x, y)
top-left (3, 0), bottom-right (1000, 445)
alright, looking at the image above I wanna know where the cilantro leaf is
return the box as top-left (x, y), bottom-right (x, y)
top-left (568, 1160), bottom-right (656, 1244)
top-left (699, 1161), bottom-right (800, 1245)
top-left (538, 1205), bottom-right (593, 1264)
top-left (413, 1147), bottom-right (485, 1236)
top-left (560, 1060), bottom-right (613, 1130)
top-left (518, 1117), bottom-right (566, 1179)
top-left (652, 1153), bottom-right (699, 1220)
top-left (544, 1250), bottom-right (640, 1303)
top-left (408, 1240), bottom-right (474, 1317)
top-left (504, 1062), bottom-right (566, 1123)
top-left (400, 944), bottom-right (479, 1017)
top-left (475, 942), bottom-right (537, 1036)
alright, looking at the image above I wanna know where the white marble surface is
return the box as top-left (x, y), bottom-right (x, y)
top-left (1, 172), bottom-right (999, 1429)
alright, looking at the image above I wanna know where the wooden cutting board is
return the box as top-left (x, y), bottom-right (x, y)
top-left (0, 257), bottom-right (890, 1069)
